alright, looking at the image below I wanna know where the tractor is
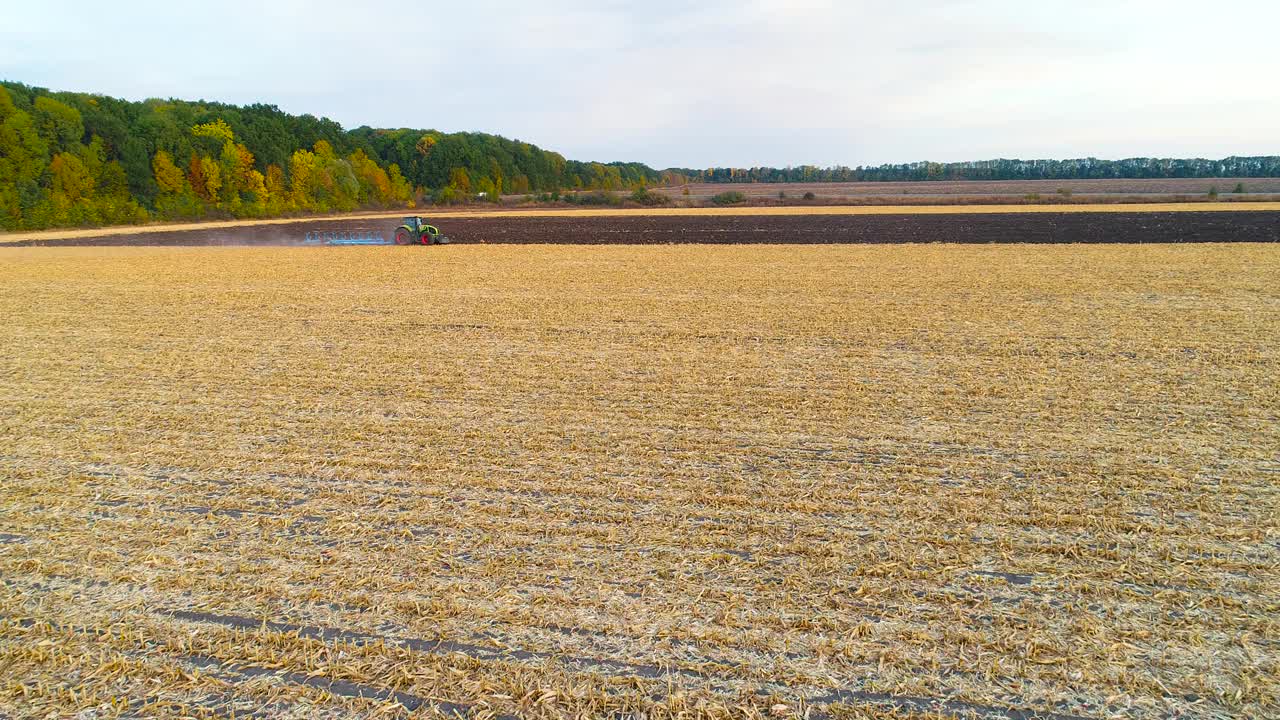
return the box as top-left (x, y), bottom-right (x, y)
top-left (395, 217), bottom-right (450, 245)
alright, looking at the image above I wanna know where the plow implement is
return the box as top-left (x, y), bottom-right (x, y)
top-left (303, 231), bottom-right (394, 246)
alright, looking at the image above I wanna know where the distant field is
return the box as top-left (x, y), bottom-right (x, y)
top-left (656, 177), bottom-right (1280, 201)
top-left (2, 244), bottom-right (1277, 719)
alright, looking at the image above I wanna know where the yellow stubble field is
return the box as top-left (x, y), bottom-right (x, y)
top-left (0, 244), bottom-right (1277, 719)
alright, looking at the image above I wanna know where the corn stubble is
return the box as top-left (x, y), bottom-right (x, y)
top-left (0, 244), bottom-right (1276, 719)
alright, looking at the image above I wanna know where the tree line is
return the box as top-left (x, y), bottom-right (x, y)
top-left (0, 81), bottom-right (681, 230)
top-left (695, 156), bottom-right (1280, 184)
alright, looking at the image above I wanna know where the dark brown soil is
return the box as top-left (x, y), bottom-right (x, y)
top-left (12, 211), bottom-right (1280, 247)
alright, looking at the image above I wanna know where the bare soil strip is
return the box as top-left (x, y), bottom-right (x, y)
top-left (4, 201), bottom-right (1280, 244)
top-left (8, 209), bottom-right (1279, 246)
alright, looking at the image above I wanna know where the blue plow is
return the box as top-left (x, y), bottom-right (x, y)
top-left (302, 231), bottom-right (395, 246)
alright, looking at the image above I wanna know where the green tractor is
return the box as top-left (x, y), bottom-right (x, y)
top-left (394, 217), bottom-right (450, 245)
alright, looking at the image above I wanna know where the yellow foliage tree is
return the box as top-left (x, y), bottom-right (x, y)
top-left (199, 156), bottom-right (221, 204)
top-left (49, 152), bottom-right (94, 202)
top-left (244, 169), bottom-right (267, 201)
top-left (152, 151), bottom-right (187, 195)
top-left (191, 119), bottom-right (234, 144)
top-left (264, 164), bottom-right (287, 211)
top-left (448, 167), bottom-right (472, 195)
top-left (348, 149), bottom-right (391, 204)
top-left (289, 149), bottom-right (318, 210)
top-left (387, 164), bottom-right (414, 207)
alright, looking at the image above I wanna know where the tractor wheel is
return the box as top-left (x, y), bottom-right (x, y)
top-left (421, 233), bottom-right (433, 245)
top-left (394, 229), bottom-right (413, 245)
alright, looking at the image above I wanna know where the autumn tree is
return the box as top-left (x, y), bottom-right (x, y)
top-left (198, 156), bottom-right (222, 203)
top-left (447, 167), bottom-right (472, 195)
top-left (152, 150), bottom-right (201, 219)
top-left (349, 148), bottom-right (392, 204)
top-left (288, 148), bottom-right (318, 210)
top-left (0, 86), bottom-right (48, 228)
top-left (191, 119), bottom-right (234, 146)
top-left (187, 156), bottom-right (206, 201)
top-left (387, 164), bottom-right (414, 207)
top-left (263, 164), bottom-right (287, 213)
top-left (415, 133), bottom-right (437, 158)
top-left (49, 152), bottom-right (93, 204)
top-left (152, 151), bottom-right (186, 195)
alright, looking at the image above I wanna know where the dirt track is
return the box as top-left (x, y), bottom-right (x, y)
top-left (9, 210), bottom-right (1280, 246)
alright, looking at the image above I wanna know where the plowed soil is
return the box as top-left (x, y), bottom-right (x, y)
top-left (11, 210), bottom-right (1280, 246)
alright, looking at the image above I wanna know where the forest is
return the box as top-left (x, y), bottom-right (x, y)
top-left (2, 80), bottom-right (1278, 230)
top-left (0, 82), bottom-right (674, 230)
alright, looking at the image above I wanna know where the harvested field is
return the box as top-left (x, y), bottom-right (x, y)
top-left (2, 244), bottom-right (1278, 719)
top-left (9, 209), bottom-right (1280, 247)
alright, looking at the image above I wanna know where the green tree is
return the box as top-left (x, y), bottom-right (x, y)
top-left (33, 96), bottom-right (84, 152)
top-left (0, 87), bottom-right (49, 228)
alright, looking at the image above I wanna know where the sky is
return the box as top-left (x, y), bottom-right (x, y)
top-left (2, 0), bottom-right (1277, 169)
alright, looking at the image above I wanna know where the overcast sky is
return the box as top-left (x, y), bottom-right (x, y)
top-left (3, 0), bottom-right (1276, 168)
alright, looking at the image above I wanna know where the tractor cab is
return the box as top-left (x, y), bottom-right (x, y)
top-left (395, 216), bottom-right (449, 245)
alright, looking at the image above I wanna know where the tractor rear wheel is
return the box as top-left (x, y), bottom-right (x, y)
top-left (394, 229), bottom-right (412, 245)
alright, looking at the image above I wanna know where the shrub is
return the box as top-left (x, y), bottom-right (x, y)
top-left (1234, 183), bottom-right (1245, 194)
top-left (1208, 186), bottom-right (1219, 200)
top-left (1024, 193), bottom-right (1041, 201)
top-left (534, 190), bottom-right (566, 203)
top-left (711, 191), bottom-right (747, 205)
top-left (567, 190), bottom-right (622, 206)
top-left (1057, 188), bottom-right (1073, 198)
top-left (778, 190), bottom-right (787, 200)
top-left (802, 191), bottom-right (816, 201)
top-left (630, 187), bottom-right (672, 206)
